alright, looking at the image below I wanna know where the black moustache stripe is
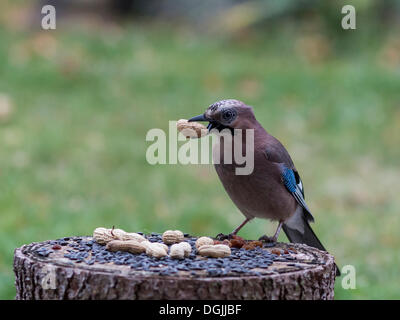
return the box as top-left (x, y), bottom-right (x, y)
top-left (207, 122), bottom-right (234, 134)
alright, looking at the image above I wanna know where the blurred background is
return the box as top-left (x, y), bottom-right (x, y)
top-left (1, 0), bottom-right (399, 299)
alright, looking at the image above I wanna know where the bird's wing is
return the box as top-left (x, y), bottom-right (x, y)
top-left (279, 164), bottom-right (314, 222)
top-left (263, 140), bottom-right (312, 220)
top-left (264, 137), bottom-right (296, 170)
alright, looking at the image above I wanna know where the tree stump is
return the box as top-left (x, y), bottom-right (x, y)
top-left (14, 235), bottom-right (337, 300)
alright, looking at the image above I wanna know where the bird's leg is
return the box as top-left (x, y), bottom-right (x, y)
top-left (259, 220), bottom-right (284, 243)
top-left (216, 218), bottom-right (252, 240)
top-left (231, 217), bottom-right (252, 235)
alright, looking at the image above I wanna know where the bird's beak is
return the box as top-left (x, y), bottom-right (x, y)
top-left (188, 114), bottom-right (207, 122)
top-left (188, 113), bottom-right (216, 131)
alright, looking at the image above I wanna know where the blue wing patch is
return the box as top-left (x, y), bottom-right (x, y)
top-left (282, 167), bottom-right (297, 193)
top-left (281, 166), bottom-right (314, 222)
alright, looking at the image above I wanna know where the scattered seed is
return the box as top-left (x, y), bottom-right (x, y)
top-left (271, 249), bottom-right (282, 256)
top-left (35, 235), bottom-right (312, 277)
top-left (230, 239), bottom-right (245, 249)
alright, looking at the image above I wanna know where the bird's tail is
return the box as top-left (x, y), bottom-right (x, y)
top-left (282, 210), bottom-right (341, 276)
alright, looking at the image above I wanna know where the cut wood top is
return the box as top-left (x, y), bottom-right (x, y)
top-left (15, 235), bottom-right (336, 281)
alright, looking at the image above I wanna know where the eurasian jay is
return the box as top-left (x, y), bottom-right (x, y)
top-left (189, 99), bottom-right (340, 275)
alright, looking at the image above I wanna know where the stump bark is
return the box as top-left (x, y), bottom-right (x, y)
top-left (14, 237), bottom-right (337, 300)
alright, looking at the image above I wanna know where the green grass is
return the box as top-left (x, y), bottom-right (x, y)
top-left (0, 23), bottom-right (399, 299)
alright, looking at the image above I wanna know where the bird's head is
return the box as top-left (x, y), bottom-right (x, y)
top-left (188, 99), bottom-right (255, 132)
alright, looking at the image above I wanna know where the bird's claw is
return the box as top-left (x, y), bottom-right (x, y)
top-left (258, 235), bottom-right (277, 243)
top-left (215, 233), bottom-right (234, 241)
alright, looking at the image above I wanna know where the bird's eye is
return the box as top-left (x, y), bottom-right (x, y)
top-left (222, 109), bottom-right (236, 122)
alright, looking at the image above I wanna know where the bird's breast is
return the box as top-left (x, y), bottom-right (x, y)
top-left (213, 142), bottom-right (296, 221)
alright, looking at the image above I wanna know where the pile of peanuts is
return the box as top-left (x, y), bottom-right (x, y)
top-left (93, 227), bottom-right (263, 260)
